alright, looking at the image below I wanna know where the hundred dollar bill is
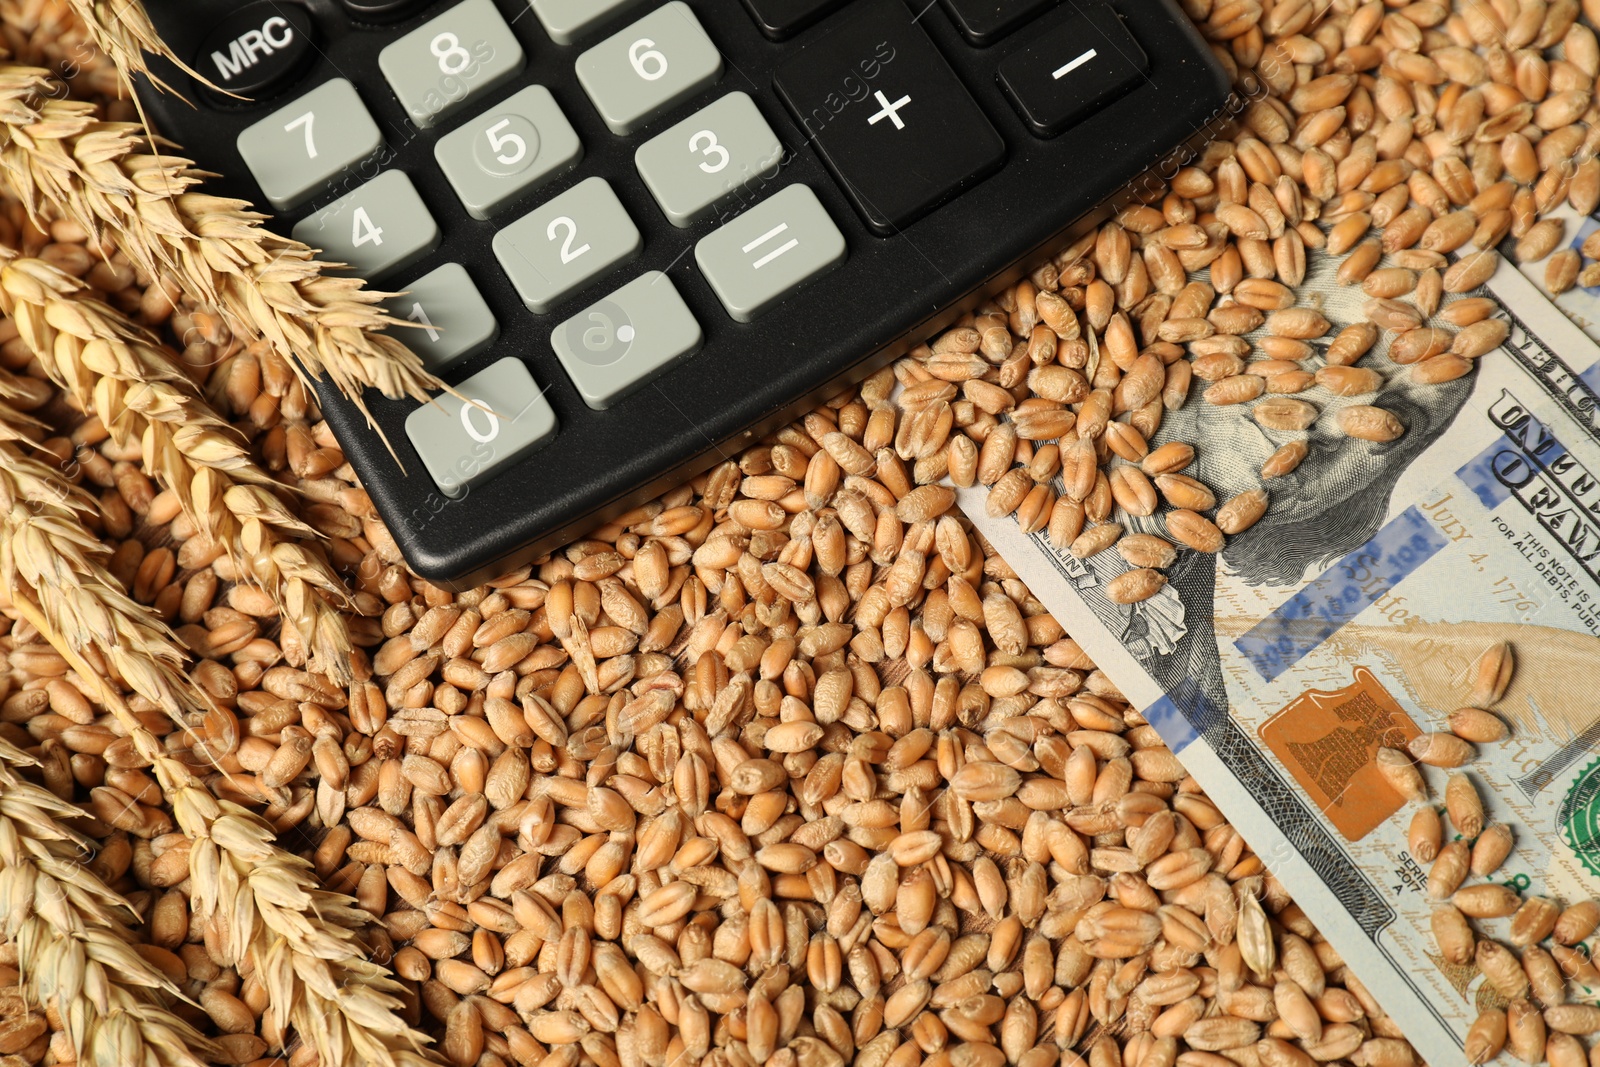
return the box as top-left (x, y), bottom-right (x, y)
top-left (956, 251), bottom-right (1600, 1064)
top-left (1512, 201), bottom-right (1600, 339)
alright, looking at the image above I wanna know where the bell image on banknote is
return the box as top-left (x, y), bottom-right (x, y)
top-left (959, 251), bottom-right (1600, 1065)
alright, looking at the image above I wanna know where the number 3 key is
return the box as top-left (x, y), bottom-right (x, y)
top-left (635, 92), bottom-right (784, 226)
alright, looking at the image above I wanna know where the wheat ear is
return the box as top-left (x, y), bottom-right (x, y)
top-left (0, 443), bottom-right (440, 1067)
top-left (0, 733), bottom-right (218, 1067)
top-left (0, 250), bottom-right (356, 682)
top-left (0, 65), bottom-right (445, 445)
top-left (61, 0), bottom-right (210, 96)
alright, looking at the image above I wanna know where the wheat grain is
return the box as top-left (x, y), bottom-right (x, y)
top-left (26, 1), bottom-right (1600, 1064)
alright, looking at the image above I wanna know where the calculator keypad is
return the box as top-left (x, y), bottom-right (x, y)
top-left (552, 271), bottom-right (703, 409)
top-left (575, 2), bottom-right (724, 135)
top-left (135, 0), bottom-right (1219, 569)
top-left (635, 92), bottom-right (784, 227)
top-left (292, 170), bottom-right (440, 280)
top-left (388, 263), bottom-right (499, 372)
top-left (493, 177), bottom-right (643, 313)
top-left (378, 0), bottom-right (525, 129)
top-left (404, 357), bottom-right (558, 497)
top-left (695, 184), bottom-right (846, 322)
top-left (237, 79), bottom-right (382, 210)
top-left (530, 0), bottom-right (649, 45)
top-left (435, 86), bottom-right (584, 219)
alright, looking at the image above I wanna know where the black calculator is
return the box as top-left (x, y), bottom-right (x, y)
top-left (134, 0), bottom-right (1229, 587)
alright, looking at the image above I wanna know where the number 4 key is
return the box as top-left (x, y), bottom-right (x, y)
top-left (290, 170), bottom-right (440, 281)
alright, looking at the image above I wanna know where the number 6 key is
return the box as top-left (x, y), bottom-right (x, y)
top-left (575, 2), bottom-right (723, 135)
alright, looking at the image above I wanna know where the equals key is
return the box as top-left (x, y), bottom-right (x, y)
top-left (997, 2), bottom-right (1150, 139)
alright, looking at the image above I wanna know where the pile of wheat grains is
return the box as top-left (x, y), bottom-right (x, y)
top-left (7, 0), bottom-right (1600, 1066)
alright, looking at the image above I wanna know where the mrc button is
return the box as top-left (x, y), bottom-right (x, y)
top-left (196, 2), bottom-right (315, 98)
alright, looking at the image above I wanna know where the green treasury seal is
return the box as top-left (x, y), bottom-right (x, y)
top-left (1558, 756), bottom-right (1600, 880)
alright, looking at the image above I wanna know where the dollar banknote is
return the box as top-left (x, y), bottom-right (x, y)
top-left (1513, 201), bottom-right (1600, 339)
top-left (955, 251), bottom-right (1600, 1064)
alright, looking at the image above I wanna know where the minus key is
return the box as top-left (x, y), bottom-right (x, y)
top-left (996, 2), bottom-right (1150, 139)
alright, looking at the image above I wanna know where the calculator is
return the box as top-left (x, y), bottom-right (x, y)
top-left (133, 0), bottom-right (1229, 587)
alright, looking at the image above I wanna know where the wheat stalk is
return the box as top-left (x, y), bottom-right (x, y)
top-left (0, 250), bottom-right (356, 682)
top-left (0, 441), bottom-right (440, 1067)
top-left (0, 65), bottom-right (446, 447)
top-left (0, 733), bottom-right (218, 1067)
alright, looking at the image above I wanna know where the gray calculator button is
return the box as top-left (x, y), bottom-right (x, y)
top-left (575, 2), bottom-right (723, 135)
top-left (389, 263), bottom-right (499, 371)
top-left (291, 170), bottom-right (440, 281)
top-left (435, 86), bottom-right (583, 219)
top-left (379, 0), bottom-right (525, 129)
top-left (695, 184), bottom-right (846, 322)
top-left (236, 79), bottom-right (382, 210)
top-left (551, 271), bottom-right (702, 409)
top-left (636, 92), bottom-right (784, 227)
top-left (529, 0), bottom-right (647, 44)
top-left (492, 177), bottom-right (642, 313)
top-left (405, 357), bottom-right (557, 497)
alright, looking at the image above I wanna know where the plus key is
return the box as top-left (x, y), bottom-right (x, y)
top-left (773, 0), bottom-right (1006, 235)
top-left (868, 90), bottom-right (911, 129)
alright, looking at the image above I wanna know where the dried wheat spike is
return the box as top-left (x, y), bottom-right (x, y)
top-left (0, 65), bottom-right (445, 447)
top-left (0, 735), bottom-right (218, 1067)
top-left (0, 251), bottom-right (355, 682)
top-left (64, 0), bottom-right (217, 97)
top-left (0, 443), bottom-right (440, 1067)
